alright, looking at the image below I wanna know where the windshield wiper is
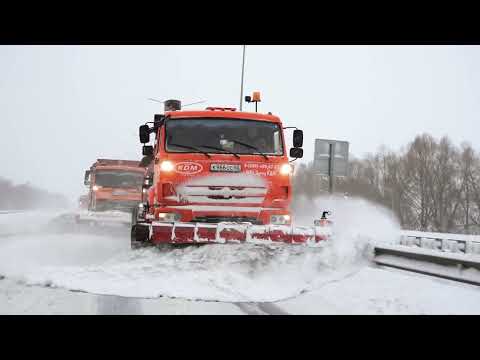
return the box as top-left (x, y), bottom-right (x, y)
top-left (168, 143), bottom-right (212, 158)
top-left (200, 145), bottom-right (241, 159)
top-left (229, 139), bottom-right (269, 160)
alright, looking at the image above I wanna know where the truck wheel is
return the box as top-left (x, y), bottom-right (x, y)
top-left (130, 224), bottom-right (150, 249)
top-left (131, 206), bottom-right (138, 226)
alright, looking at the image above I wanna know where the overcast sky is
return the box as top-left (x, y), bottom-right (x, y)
top-left (1, 45), bottom-right (479, 200)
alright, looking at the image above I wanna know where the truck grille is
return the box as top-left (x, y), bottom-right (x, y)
top-left (192, 216), bottom-right (261, 225)
top-left (94, 200), bottom-right (139, 212)
top-left (178, 185), bottom-right (267, 205)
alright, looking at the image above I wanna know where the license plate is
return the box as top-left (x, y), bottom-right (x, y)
top-left (112, 190), bottom-right (128, 195)
top-left (210, 163), bottom-right (241, 173)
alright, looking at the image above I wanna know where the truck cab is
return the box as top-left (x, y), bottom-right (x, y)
top-left (84, 159), bottom-right (147, 213)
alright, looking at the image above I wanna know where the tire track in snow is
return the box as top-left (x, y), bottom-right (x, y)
top-left (257, 302), bottom-right (289, 315)
top-left (235, 303), bottom-right (267, 315)
top-left (234, 302), bottom-right (289, 315)
top-left (96, 295), bottom-right (143, 315)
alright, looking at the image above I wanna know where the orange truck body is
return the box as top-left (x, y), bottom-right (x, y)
top-left (145, 109), bottom-right (293, 225)
top-left (84, 159), bottom-right (146, 212)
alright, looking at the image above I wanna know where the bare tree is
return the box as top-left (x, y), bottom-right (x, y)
top-left (0, 176), bottom-right (70, 210)
top-left (458, 143), bottom-right (477, 233)
top-left (430, 137), bottom-right (461, 232)
top-left (293, 133), bottom-right (480, 234)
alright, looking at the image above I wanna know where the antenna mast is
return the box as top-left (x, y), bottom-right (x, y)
top-left (239, 45), bottom-right (246, 111)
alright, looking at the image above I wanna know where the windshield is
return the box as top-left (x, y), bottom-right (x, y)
top-left (94, 171), bottom-right (144, 189)
top-left (165, 118), bottom-right (284, 155)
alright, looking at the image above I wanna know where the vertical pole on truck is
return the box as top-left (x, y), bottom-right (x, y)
top-left (239, 45), bottom-right (246, 111)
top-left (328, 143), bottom-right (336, 194)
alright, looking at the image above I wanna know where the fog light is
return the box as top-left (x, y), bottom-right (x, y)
top-left (270, 214), bottom-right (291, 225)
top-left (157, 212), bottom-right (181, 222)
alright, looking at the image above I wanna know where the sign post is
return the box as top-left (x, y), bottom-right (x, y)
top-left (313, 139), bottom-right (349, 194)
top-left (328, 143), bottom-right (335, 194)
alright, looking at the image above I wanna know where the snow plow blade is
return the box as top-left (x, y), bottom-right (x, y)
top-left (147, 222), bottom-right (332, 247)
top-left (49, 210), bottom-right (132, 235)
top-left (74, 210), bottom-right (131, 228)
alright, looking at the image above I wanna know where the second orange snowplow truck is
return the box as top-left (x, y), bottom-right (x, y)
top-left (84, 159), bottom-right (146, 213)
top-left (131, 97), bottom-right (330, 248)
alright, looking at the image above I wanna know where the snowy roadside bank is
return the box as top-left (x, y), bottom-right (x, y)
top-left (0, 209), bottom-right (69, 237)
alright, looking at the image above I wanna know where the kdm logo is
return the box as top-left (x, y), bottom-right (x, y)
top-left (175, 162), bottom-right (203, 175)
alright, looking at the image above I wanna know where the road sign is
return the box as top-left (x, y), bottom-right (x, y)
top-left (313, 139), bottom-right (349, 177)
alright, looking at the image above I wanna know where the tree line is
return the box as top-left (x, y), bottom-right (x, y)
top-left (0, 177), bottom-right (70, 210)
top-left (293, 133), bottom-right (480, 234)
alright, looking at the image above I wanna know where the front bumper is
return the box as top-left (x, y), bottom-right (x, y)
top-left (153, 205), bottom-right (291, 225)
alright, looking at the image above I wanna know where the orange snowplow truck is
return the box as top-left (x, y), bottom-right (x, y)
top-left (84, 159), bottom-right (146, 212)
top-left (131, 97), bottom-right (329, 248)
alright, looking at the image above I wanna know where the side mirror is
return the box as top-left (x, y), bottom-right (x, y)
top-left (84, 170), bottom-right (91, 186)
top-left (139, 125), bottom-right (150, 144)
top-left (293, 129), bottom-right (303, 148)
top-left (142, 145), bottom-right (154, 156)
top-left (290, 147), bottom-right (303, 158)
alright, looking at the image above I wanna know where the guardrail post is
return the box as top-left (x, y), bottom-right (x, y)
top-left (460, 241), bottom-right (466, 254)
top-left (465, 241), bottom-right (472, 255)
top-left (457, 263), bottom-right (463, 274)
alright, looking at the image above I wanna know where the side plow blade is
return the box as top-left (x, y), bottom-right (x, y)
top-left (75, 210), bottom-right (132, 228)
top-left (150, 222), bottom-right (332, 247)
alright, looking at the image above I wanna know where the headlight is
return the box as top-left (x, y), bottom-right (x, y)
top-left (92, 185), bottom-right (99, 191)
top-left (160, 160), bottom-right (174, 172)
top-left (270, 214), bottom-right (291, 225)
top-left (157, 212), bottom-right (181, 222)
top-left (280, 163), bottom-right (293, 175)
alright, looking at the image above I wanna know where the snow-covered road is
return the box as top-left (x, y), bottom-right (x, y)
top-left (1, 202), bottom-right (479, 315)
top-left (1, 265), bottom-right (479, 314)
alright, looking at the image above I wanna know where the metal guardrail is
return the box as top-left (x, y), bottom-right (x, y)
top-left (398, 230), bottom-right (480, 256)
top-left (374, 230), bottom-right (480, 286)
